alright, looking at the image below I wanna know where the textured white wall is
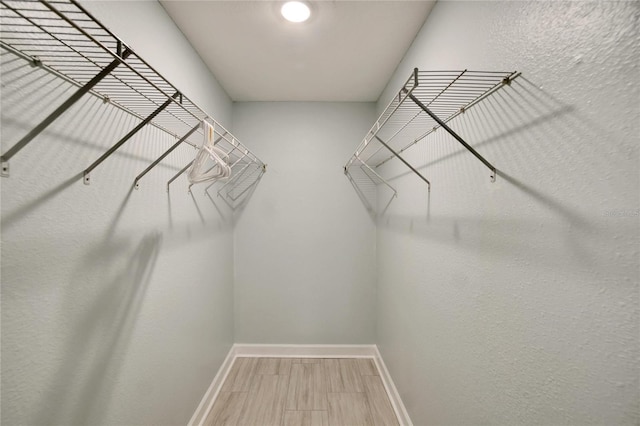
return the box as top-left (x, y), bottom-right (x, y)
top-left (232, 102), bottom-right (377, 344)
top-left (1, 1), bottom-right (234, 425)
top-left (375, 1), bottom-right (639, 425)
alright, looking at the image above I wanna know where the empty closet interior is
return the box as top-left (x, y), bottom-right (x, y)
top-left (1, 1), bottom-right (638, 425)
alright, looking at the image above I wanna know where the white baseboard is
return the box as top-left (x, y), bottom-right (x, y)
top-left (234, 343), bottom-right (377, 358)
top-left (373, 346), bottom-right (413, 426)
top-left (187, 345), bottom-right (237, 426)
top-left (188, 343), bottom-right (413, 426)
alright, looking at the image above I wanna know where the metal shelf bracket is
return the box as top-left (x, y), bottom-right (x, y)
top-left (0, 0), bottom-right (265, 191)
top-left (0, 49), bottom-right (131, 173)
top-left (344, 68), bottom-right (517, 200)
top-left (407, 92), bottom-right (497, 182)
top-left (134, 122), bottom-right (200, 189)
top-left (83, 92), bottom-right (179, 184)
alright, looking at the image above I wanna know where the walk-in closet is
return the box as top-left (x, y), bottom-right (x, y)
top-left (1, 0), bottom-right (638, 425)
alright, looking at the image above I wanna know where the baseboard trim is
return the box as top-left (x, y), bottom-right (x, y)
top-left (373, 346), bottom-right (413, 426)
top-left (187, 344), bottom-right (237, 426)
top-left (188, 343), bottom-right (412, 426)
top-left (234, 343), bottom-right (377, 358)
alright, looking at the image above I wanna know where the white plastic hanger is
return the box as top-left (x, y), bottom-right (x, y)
top-left (187, 120), bottom-right (231, 190)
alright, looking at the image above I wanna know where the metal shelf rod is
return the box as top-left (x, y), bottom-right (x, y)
top-left (83, 91), bottom-right (179, 183)
top-left (133, 122), bottom-right (200, 188)
top-left (407, 92), bottom-right (496, 179)
top-left (167, 160), bottom-right (193, 192)
top-left (374, 135), bottom-right (430, 190)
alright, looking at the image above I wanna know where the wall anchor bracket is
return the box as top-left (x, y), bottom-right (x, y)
top-left (1, 161), bottom-right (10, 177)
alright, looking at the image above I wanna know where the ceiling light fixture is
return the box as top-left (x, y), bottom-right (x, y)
top-left (281, 1), bottom-right (311, 23)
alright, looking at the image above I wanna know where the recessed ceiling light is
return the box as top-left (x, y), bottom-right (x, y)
top-left (281, 1), bottom-right (311, 23)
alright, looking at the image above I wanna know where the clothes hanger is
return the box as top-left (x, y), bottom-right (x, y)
top-left (187, 120), bottom-right (231, 190)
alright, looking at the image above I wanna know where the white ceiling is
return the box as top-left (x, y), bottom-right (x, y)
top-left (160, 1), bottom-right (435, 102)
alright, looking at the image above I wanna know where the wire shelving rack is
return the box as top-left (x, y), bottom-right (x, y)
top-left (345, 68), bottom-right (519, 196)
top-left (0, 0), bottom-right (265, 194)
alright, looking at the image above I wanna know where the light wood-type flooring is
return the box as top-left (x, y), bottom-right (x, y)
top-left (204, 357), bottom-right (400, 426)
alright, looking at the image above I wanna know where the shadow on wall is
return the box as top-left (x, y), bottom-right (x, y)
top-left (1, 49), bottom-right (234, 425)
top-left (34, 232), bottom-right (162, 425)
top-left (0, 54), bottom-right (187, 196)
top-left (1, 173), bottom-right (83, 228)
top-left (1, 114), bottom-right (183, 176)
top-left (372, 76), bottom-right (636, 275)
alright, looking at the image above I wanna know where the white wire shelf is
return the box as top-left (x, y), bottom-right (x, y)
top-left (0, 0), bottom-right (265, 193)
top-left (345, 68), bottom-right (519, 193)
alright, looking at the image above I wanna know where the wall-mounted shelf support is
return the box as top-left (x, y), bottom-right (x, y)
top-left (407, 92), bottom-right (496, 182)
top-left (0, 49), bottom-right (131, 175)
top-left (83, 92), bottom-right (179, 184)
top-left (167, 160), bottom-right (194, 192)
top-left (134, 122), bottom-right (200, 189)
top-left (1, 0), bottom-right (265, 191)
top-left (374, 135), bottom-right (430, 191)
top-left (345, 68), bottom-right (517, 202)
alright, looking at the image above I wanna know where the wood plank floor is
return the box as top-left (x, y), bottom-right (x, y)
top-left (204, 358), bottom-right (399, 426)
